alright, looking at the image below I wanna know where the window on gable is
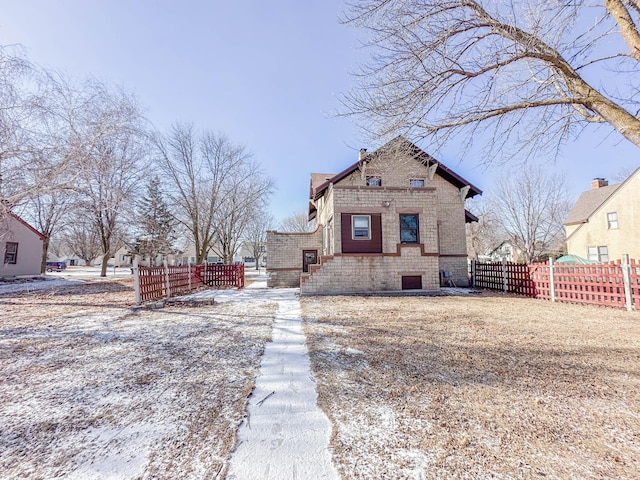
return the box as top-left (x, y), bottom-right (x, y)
top-left (352, 215), bottom-right (371, 240)
top-left (366, 176), bottom-right (382, 187)
top-left (410, 178), bottom-right (425, 187)
top-left (606, 212), bottom-right (618, 229)
top-left (400, 214), bottom-right (419, 243)
top-left (588, 246), bottom-right (609, 262)
top-left (4, 242), bottom-right (18, 264)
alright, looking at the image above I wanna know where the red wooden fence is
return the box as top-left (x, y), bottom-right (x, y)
top-left (136, 263), bottom-right (244, 304)
top-left (473, 258), bottom-right (640, 311)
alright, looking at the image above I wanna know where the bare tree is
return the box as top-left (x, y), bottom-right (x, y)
top-left (58, 216), bottom-right (102, 266)
top-left (343, 1), bottom-right (640, 160)
top-left (0, 45), bottom-right (75, 219)
top-left (489, 165), bottom-right (571, 262)
top-left (244, 212), bottom-right (275, 270)
top-left (26, 190), bottom-right (74, 273)
top-left (73, 80), bottom-right (148, 276)
top-left (279, 209), bottom-right (316, 232)
top-left (155, 125), bottom-right (263, 264)
top-left (465, 197), bottom-right (502, 259)
top-left (211, 162), bottom-right (274, 264)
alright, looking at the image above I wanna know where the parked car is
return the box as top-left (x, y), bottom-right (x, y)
top-left (46, 261), bottom-right (67, 272)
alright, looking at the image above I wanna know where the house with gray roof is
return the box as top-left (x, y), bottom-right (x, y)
top-left (565, 168), bottom-right (640, 262)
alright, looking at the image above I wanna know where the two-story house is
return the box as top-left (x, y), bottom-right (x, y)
top-left (267, 137), bottom-right (481, 294)
top-left (565, 168), bottom-right (640, 262)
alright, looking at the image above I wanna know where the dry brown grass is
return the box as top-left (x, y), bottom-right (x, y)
top-left (302, 292), bottom-right (640, 479)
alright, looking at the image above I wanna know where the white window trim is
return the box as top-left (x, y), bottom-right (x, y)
top-left (352, 215), bottom-right (371, 240)
top-left (606, 212), bottom-right (619, 229)
top-left (410, 178), bottom-right (425, 187)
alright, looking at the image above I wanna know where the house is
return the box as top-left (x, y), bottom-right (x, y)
top-left (488, 241), bottom-right (524, 263)
top-left (0, 211), bottom-right (46, 277)
top-left (267, 137), bottom-right (482, 293)
top-left (565, 168), bottom-right (640, 261)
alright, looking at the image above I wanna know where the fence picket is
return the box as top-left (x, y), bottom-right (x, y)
top-left (135, 263), bottom-right (244, 304)
top-left (474, 258), bottom-right (639, 311)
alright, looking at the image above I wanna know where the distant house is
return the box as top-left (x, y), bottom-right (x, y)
top-left (488, 241), bottom-right (524, 263)
top-left (0, 211), bottom-right (46, 277)
top-left (267, 137), bottom-right (481, 293)
top-left (564, 169), bottom-right (640, 262)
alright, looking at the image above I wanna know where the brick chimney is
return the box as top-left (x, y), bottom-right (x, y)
top-left (591, 178), bottom-right (608, 189)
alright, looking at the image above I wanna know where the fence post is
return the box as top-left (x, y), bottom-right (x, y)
top-left (164, 259), bottom-right (171, 299)
top-left (470, 260), bottom-right (476, 288)
top-left (188, 264), bottom-right (192, 291)
top-left (549, 257), bottom-right (556, 302)
top-left (133, 257), bottom-right (141, 305)
top-left (502, 258), bottom-right (508, 292)
top-left (622, 254), bottom-right (634, 311)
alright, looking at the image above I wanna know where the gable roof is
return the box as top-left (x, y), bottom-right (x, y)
top-left (564, 183), bottom-right (622, 225)
top-left (3, 211), bottom-right (46, 240)
top-left (310, 137), bottom-right (482, 201)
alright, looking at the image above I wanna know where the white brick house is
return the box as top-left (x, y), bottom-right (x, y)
top-left (267, 137), bottom-right (481, 293)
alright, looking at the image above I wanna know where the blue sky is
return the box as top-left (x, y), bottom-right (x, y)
top-left (1, 1), bottom-right (638, 222)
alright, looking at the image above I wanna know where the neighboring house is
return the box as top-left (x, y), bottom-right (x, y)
top-left (267, 137), bottom-right (482, 293)
top-left (565, 168), bottom-right (640, 262)
top-left (0, 211), bottom-right (46, 277)
top-left (488, 241), bottom-right (524, 263)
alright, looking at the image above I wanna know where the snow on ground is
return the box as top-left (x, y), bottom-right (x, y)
top-left (226, 291), bottom-right (339, 480)
top-left (0, 279), bottom-right (279, 479)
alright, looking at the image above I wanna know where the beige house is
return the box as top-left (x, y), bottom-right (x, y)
top-left (565, 168), bottom-right (640, 262)
top-left (267, 137), bottom-right (481, 293)
top-left (1, 212), bottom-right (46, 277)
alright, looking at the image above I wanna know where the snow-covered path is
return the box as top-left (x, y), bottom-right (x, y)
top-left (226, 288), bottom-right (339, 480)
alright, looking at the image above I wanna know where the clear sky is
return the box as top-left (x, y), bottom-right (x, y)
top-left (1, 1), bottom-right (638, 223)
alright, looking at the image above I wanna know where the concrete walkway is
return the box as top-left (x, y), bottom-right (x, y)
top-left (226, 288), bottom-right (339, 480)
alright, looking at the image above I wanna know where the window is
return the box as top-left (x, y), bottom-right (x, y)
top-left (352, 215), bottom-right (371, 239)
top-left (410, 178), bottom-right (425, 187)
top-left (588, 246), bottom-right (609, 262)
top-left (607, 212), bottom-right (619, 229)
top-left (366, 176), bottom-right (382, 187)
top-left (399, 214), bottom-right (419, 243)
top-left (4, 242), bottom-right (18, 264)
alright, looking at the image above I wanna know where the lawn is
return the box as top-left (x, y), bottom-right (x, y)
top-left (301, 292), bottom-right (640, 479)
top-left (0, 279), bottom-right (276, 479)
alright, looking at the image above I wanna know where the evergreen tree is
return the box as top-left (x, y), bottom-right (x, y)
top-left (136, 176), bottom-right (176, 265)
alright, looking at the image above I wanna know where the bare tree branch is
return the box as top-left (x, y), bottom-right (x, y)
top-left (343, 0), bottom-right (640, 161)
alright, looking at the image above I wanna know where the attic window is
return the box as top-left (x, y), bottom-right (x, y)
top-left (410, 179), bottom-right (425, 187)
top-left (606, 212), bottom-right (618, 229)
top-left (366, 176), bottom-right (382, 187)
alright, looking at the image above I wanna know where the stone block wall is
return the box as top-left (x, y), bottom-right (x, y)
top-left (266, 228), bottom-right (323, 287)
top-left (300, 245), bottom-right (440, 294)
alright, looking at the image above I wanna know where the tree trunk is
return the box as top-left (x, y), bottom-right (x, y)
top-left (40, 237), bottom-right (50, 275)
top-left (100, 252), bottom-right (109, 277)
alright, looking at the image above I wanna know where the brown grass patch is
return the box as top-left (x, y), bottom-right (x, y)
top-left (302, 293), bottom-right (640, 479)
